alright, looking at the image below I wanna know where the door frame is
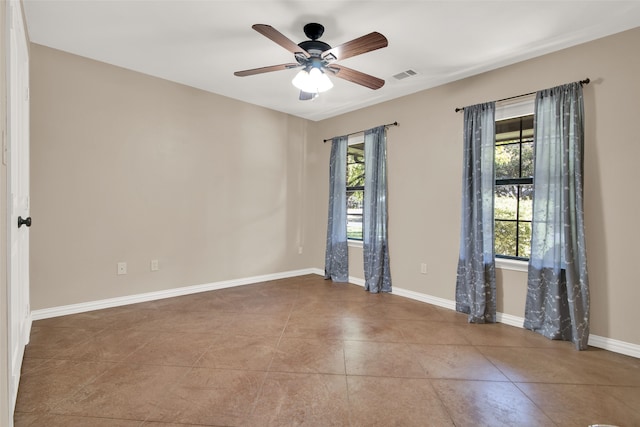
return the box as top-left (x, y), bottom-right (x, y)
top-left (5, 0), bottom-right (31, 422)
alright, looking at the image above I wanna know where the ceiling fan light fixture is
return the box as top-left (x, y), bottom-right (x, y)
top-left (292, 67), bottom-right (333, 94)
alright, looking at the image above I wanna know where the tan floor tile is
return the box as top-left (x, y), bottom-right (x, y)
top-left (142, 422), bottom-right (209, 426)
top-left (186, 294), bottom-right (250, 313)
top-left (134, 309), bottom-right (233, 334)
top-left (248, 279), bottom-right (304, 296)
top-left (225, 312), bottom-right (290, 337)
top-left (299, 280), bottom-right (366, 300)
top-left (247, 372), bottom-right (349, 426)
top-left (344, 341), bottom-right (426, 378)
top-left (57, 328), bottom-right (155, 362)
top-left (432, 379), bottom-right (554, 427)
top-left (14, 412), bottom-right (142, 427)
top-left (283, 314), bottom-right (347, 340)
top-left (230, 295), bottom-right (295, 315)
top-left (131, 293), bottom-right (205, 312)
top-left (290, 298), bottom-right (369, 318)
top-left (32, 309), bottom-right (119, 330)
top-left (348, 376), bottom-right (454, 426)
top-left (461, 322), bottom-right (564, 348)
top-left (517, 382), bottom-right (640, 427)
top-left (97, 307), bottom-right (168, 330)
top-left (147, 367), bottom-right (266, 426)
top-left (342, 317), bottom-right (406, 342)
top-left (400, 319), bottom-right (472, 345)
top-left (18, 356), bottom-right (48, 375)
top-left (24, 326), bottom-right (99, 359)
top-left (271, 338), bottom-right (345, 374)
top-left (124, 332), bottom-right (214, 366)
top-left (479, 346), bottom-right (640, 385)
top-left (15, 359), bottom-right (116, 413)
top-left (196, 334), bottom-right (278, 370)
top-left (410, 344), bottom-right (509, 381)
top-left (362, 299), bottom-right (448, 321)
top-left (604, 384), bottom-right (640, 414)
top-left (578, 347), bottom-right (640, 386)
top-left (52, 364), bottom-right (189, 421)
top-left (430, 306), bottom-right (471, 323)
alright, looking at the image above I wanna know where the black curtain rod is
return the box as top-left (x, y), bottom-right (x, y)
top-left (454, 78), bottom-right (590, 113)
top-left (323, 121), bottom-right (399, 143)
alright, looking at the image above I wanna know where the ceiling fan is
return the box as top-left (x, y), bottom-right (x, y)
top-left (234, 23), bottom-right (388, 100)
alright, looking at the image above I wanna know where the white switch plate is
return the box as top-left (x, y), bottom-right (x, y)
top-left (420, 263), bottom-right (427, 274)
top-left (151, 259), bottom-right (159, 271)
top-left (117, 262), bottom-right (127, 275)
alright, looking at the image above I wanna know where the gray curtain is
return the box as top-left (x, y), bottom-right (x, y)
top-left (363, 126), bottom-right (392, 293)
top-left (324, 136), bottom-right (349, 282)
top-left (524, 82), bottom-right (589, 350)
top-left (455, 102), bottom-right (497, 323)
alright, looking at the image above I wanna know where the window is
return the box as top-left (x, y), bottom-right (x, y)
top-left (347, 136), bottom-right (364, 240)
top-left (494, 114), bottom-right (534, 259)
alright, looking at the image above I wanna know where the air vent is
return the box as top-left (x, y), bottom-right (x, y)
top-left (393, 69), bottom-right (418, 80)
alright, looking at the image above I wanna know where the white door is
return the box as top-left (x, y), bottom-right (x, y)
top-left (7, 0), bottom-right (31, 417)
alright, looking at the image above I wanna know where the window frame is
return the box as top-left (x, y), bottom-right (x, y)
top-left (347, 133), bottom-right (365, 244)
top-left (494, 96), bottom-right (535, 267)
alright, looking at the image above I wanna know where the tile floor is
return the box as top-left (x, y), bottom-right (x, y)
top-left (13, 274), bottom-right (640, 426)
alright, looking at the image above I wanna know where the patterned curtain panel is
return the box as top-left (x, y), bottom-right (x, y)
top-left (363, 126), bottom-right (392, 293)
top-left (324, 136), bottom-right (349, 282)
top-left (455, 102), bottom-right (497, 323)
top-left (524, 82), bottom-right (590, 350)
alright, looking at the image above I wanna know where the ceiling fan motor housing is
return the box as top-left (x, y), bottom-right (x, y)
top-left (299, 23), bottom-right (331, 58)
top-left (303, 23), bottom-right (324, 40)
top-left (298, 40), bottom-right (331, 55)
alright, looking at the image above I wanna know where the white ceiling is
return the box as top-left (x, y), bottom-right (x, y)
top-left (23, 1), bottom-right (640, 121)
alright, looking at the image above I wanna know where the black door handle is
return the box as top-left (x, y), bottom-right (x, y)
top-left (18, 216), bottom-right (31, 228)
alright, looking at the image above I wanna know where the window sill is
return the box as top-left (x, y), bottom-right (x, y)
top-left (348, 240), bottom-right (363, 248)
top-left (496, 258), bottom-right (528, 272)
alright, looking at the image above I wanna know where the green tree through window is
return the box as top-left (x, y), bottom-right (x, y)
top-left (495, 115), bottom-right (534, 259)
top-left (347, 141), bottom-right (364, 240)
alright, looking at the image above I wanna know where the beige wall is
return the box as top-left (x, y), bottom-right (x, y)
top-left (30, 44), bottom-right (311, 310)
top-left (306, 27), bottom-right (640, 346)
top-left (1, 0), bottom-right (10, 422)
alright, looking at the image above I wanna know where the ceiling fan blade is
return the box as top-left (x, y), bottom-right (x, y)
top-left (252, 24), bottom-right (310, 58)
top-left (329, 65), bottom-right (385, 90)
top-left (234, 63), bottom-right (300, 77)
top-left (322, 32), bottom-right (388, 61)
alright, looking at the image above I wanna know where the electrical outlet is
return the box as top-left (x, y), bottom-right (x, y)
top-left (151, 259), bottom-right (159, 271)
top-left (420, 263), bottom-right (427, 274)
top-left (117, 262), bottom-right (127, 275)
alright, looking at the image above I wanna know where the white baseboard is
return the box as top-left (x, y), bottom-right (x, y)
top-left (496, 312), bottom-right (525, 328)
top-left (32, 268), bottom-right (640, 358)
top-left (392, 286), bottom-right (457, 311)
top-left (587, 334), bottom-right (640, 358)
top-left (31, 268), bottom-right (318, 321)
top-left (309, 267), bottom-right (324, 277)
top-left (348, 276), bottom-right (365, 287)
